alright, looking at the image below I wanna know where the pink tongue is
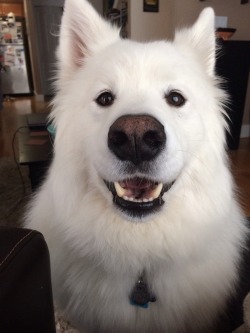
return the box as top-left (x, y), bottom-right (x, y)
top-left (121, 179), bottom-right (152, 190)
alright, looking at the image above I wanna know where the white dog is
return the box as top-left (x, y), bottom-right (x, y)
top-left (25, 1), bottom-right (247, 332)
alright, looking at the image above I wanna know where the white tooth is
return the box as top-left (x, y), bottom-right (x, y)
top-left (122, 196), bottom-right (135, 202)
top-left (114, 182), bottom-right (126, 197)
top-left (143, 198), bottom-right (148, 202)
top-left (152, 183), bottom-right (163, 199)
top-left (148, 197), bottom-right (153, 202)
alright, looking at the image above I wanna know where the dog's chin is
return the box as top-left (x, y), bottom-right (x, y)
top-left (104, 178), bottom-right (174, 221)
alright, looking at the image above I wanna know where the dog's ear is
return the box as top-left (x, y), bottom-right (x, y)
top-left (57, 0), bottom-right (120, 81)
top-left (174, 8), bottom-right (216, 77)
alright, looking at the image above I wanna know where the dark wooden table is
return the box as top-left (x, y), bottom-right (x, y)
top-left (18, 116), bottom-right (53, 191)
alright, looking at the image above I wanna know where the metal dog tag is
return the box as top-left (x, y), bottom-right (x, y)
top-left (130, 276), bottom-right (156, 308)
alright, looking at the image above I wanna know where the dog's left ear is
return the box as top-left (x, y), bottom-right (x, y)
top-left (174, 8), bottom-right (216, 77)
top-left (57, 0), bottom-right (120, 82)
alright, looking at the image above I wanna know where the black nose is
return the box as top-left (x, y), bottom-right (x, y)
top-left (108, 115), bottom-right (166, 165)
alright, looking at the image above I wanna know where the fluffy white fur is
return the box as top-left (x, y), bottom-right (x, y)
top-left (25, 1), bottom-right (247, 332)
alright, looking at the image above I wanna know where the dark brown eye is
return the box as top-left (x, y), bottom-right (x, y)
top-left (165, 91), bottom-right (186, 107)
top-left (96, 91), bottom-right (115, 107)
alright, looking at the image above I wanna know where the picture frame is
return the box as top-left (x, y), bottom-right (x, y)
top-left (143, 0), bottom-right (159, 13)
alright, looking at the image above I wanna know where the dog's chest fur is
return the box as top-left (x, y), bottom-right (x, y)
top-left (48, 218), bottom-right (236, 333)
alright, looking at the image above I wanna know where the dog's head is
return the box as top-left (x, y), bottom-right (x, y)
top-left (52, 0), bottom-right (226, 222)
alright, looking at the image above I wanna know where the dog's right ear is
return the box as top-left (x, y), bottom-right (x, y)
top-left (57, 0), bottom-right (120, 81)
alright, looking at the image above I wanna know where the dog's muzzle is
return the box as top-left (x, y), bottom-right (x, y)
top-left (104, 114), bottom-right (173, 219)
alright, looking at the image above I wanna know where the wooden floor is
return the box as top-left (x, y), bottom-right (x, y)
top-left (0, 96), bottom-right (250, 216)
top-left (229, 138), bottom-right (250, 216)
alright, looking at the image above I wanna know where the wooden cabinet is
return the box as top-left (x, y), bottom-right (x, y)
top-left (216, 40), bottom-right (250, 150)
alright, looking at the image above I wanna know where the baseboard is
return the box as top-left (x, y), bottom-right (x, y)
top-left (240, 124), bottom-right (250, 138)
top-left (34, 94), bottom-right (44, 102)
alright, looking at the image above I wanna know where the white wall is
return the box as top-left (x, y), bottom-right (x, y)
top-left (128, 0), bottom-right (250, 134)
top-left (128, 0), bottom-right (174, 42)
top-left (128, 0), bottom-right (250, 41)
top-left (173, 1), bottom-right (250, 131)
top-left (172, 0), bottom-right (250, 41)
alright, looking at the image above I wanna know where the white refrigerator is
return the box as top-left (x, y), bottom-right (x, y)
top-left (0, 18), bottom-right (32, 95)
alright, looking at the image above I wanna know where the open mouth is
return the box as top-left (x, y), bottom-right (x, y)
top-left (104, 177), bottom-right (174, 219)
